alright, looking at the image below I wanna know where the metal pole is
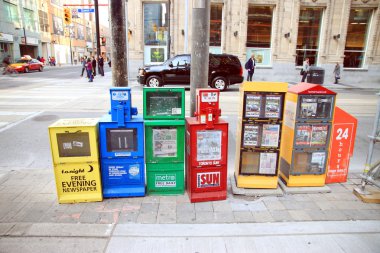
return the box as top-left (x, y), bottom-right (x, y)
top-left (23, 27), bottom-right (27, 45)
top-left (94, 0), bottom-right (101, 71)
top-left (110, 1), bottom-right (128, 87)
top-left (190, 0), bottom-right (210, 116)
top-left (184, 0), bottom-right (188, 53)
top-left (167, 0), bottom-right (171, 60)
top-left (357, 93), bottom-right (380, 193)
top-left (69, 30), bottom-right (73, 65)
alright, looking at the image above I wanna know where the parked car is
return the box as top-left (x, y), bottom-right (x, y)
top-left (138, 53), bottom-right (244, 91)
top-left (9, 56), bottom-right (44, 73)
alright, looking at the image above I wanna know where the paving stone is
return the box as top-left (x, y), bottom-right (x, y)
top-left (195, 202), bottom-right (213, 212)
top-left (0, 223), bottom-right (14, 236)
top-left (176, 194), bottom-right (191, 204)
top-left (230, 202), bottom-right (250, 211)
top-left (367, 203), bottom-right (380, 210)
top-left (64, 203), bottom-right (88, 213)
top-left (39, 210), bottom-right (66, 223)
top-left (252, 210), bottom-right (275, 223)
top-left (263, 200), bottom-right (286, 211)
top-left (269, 210), bottom-right (293, 222)
top-left (136, 213), bottom-right (157, 224)
top-left (78, 211), bottom-right (100, 223)
top-left (195, 211), bottom-right (214, 223)
top-left (306, 209), bottom-right (329, 221)
top-left (140, 203), bottom-right (159, 213)
top-left (104, 200), bottom-right (125, 211)
top-left (214, 211), bottom-right (235, 223)
top-left (247, 201), bottom-right (267, 212)
top-left (315, 200), bottom-right (337, 210)
top-left (176, 211), bottom-right (196, 223)
top-left (334, 200), bottom-right (364, 210)
top-left (158, 203), bottom-right (176, 214)
top-left (121, 202), bottom-right (141, 212)
top-left (212, 201), bottom-right (232, 212)
top-left (125, 197), bottom-right (144, 204)
top-left (292, 194), bottom-right (312, 202)
top-left (357, 209), bottom-right (380, 220)
top-left (118, 211), bottom-right (139, 224)
top-left (341, 209), bottom-right (367, 220)
top-left (177, 203), bottom-right (194, 212)
top-left (281, 200), bottom-right (313, 210)
top-left (332, 192), bottom-right (360, 201)
top-left (157, 212), bottom-right (176, 224)
top-left (307, 193), bottom-right (327, 201)
top-left (142, 196), bottom-right (160, 203)
top-left (98, 212), bottom-right (120, 224)
top-left (323, 210), bottom-right (350, 221)
top-left (288, 210), bottom-right (312, 221)
top-left (159, 196), bottom-right (177, 203)
top-left (233, 211), bottom-right (255, 223)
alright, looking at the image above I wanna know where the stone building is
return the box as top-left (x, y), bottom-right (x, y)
top-left (127, 0), bottom-right (380, 87)
top-left (0, 0), bottom-right (110, 65)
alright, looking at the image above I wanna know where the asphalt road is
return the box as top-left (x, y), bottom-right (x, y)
top-left (0, 66), bottom-right (379, 174)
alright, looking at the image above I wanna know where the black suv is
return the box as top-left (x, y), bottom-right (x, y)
top-left (137, 54), bottom-right (244, 91)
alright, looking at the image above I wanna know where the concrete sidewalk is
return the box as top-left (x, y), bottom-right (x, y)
top-left (0, 169), bottom-right (379, 252)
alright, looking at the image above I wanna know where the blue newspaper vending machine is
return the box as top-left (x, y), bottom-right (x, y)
top-left (98, 88), bottom-right (145, 197)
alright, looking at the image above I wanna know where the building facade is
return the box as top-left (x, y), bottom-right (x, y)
top-left (126, 0), bottom-right (380, 87)
top-left (0, 0), bottom-right (110, 65)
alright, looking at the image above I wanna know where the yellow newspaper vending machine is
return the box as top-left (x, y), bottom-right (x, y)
top-left (235, 82), bottom-right (288, 188)
top-left (49, 118), bottom-right (103, 203)
top-left (280, 83), bottom-right (336, 187)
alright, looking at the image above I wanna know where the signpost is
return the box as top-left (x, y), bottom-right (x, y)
top-left (78, 9), bottom-right (95, 13)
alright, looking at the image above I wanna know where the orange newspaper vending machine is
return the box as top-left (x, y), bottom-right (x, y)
top-left (326, 107), bottom-right (357, 184)
top-left (280, 83), bottom-right (336, 187)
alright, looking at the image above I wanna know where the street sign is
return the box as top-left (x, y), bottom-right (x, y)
top-left (72, 8), bottom-right (79, 19)
top-left (78, 9), bottom-right (95, 13)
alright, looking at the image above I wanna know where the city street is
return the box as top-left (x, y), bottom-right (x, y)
top-left (0, 66), bottom-right (379, 252)
top-left (0, 66), bottom-right (378, 173)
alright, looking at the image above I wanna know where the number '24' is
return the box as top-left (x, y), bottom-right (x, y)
top-left (336, 128), bottom-right (349, 140)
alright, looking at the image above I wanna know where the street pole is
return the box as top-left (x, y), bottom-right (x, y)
top-left (110, 1), bottom-right (128, 87)
top-left (69, 27), bottom-right (73, 65)
top-left (94, 0), bottom-right (101, 73)
top-left (190, 0), bottom-right (210, 116)
top-left (23, 27), bottom-right (27, 45)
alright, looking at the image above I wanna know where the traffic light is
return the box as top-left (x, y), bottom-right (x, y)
top-left (101, 37), bottom-right (106, 46)
top-left (64, 8), bottom-right (72, 25)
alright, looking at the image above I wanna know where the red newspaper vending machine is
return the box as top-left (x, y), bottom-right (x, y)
top-left (186, 89), bottom-right (228, 202)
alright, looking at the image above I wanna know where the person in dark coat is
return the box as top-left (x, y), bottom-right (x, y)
top-left (245, 54), bottom-right (256, 81)
top-left (98, 55), bottom-right (104, 76)
top-left (91, 56), bottom-right (97, 76)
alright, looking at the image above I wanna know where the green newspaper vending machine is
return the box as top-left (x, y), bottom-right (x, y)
top-left (144, 88), bottom-right (185, 195)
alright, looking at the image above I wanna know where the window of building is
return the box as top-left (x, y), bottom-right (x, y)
top-left (3, 2), bottom-right (19, 25)
top-left (344, 9), bottom-right (372, 68)
top-left (86, 27), bottom-right (92, 42)
top-left (24, 8), bottom-right (36, 32)
top-left (77, 25), bottom-right (85, 40)
top-left (295, 7), bottom-right (323, 66)
top-left (143, 3), bottom-right (169, 64)
top-left (39, 10), bottom-right (49, 32)
top-left (246, 5), bottom-right (273, 66)
top-left (210, 3), bottom-right (223, 53)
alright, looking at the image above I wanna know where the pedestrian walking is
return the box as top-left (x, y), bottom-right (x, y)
top-left (98, 55), bottom-right (104, 76)
top-left (37, 56), bottom-right (41, 62)
top-left (80, 57), bottom-right (87, 77)
top-left (40, 57), bottom-right (45, 65)
top-left (333, 62), bottom-right (341, 84)
top-left (301, 58), bottom-right (310, 82)
top-left (92, 57), bottom-right (97, 77)
top-left (86, 58), bottom-right (93, 82)
top-left (245, 54), bottom-right (256, 81)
